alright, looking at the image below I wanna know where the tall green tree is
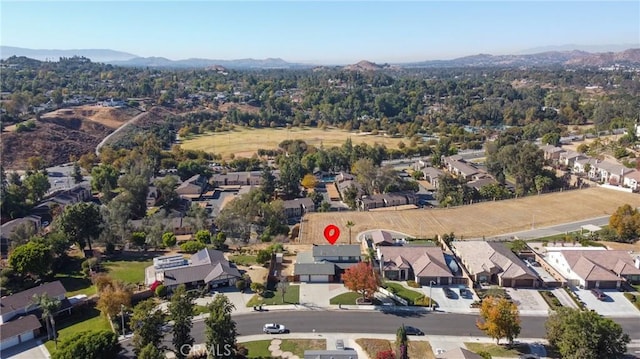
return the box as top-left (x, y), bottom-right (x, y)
top-left (609, 204), bottom-right (640, 242)
top-left (169, 285), bottom-right (194, 359)
top-left (90, 164), bottom-right (119, 194)
top-left (57, 202), bottom-right (103, 252)
top-left (205, 294), bottom-right (238, 358)
top-left (22, 171), bottom-right (50, 204)
top-left (546, 308), bottom-right (630, 359)
top-left (138, 343), bottom-right (165, 359)
top-left (261, 166), bottom-right (277, 199)
top-left (9, 241), bottom-right (53, 278)
top-left (131, 299), bottom-right (165, 356)
top-left (278, 155), bottom-right (303, 198)
top-left (155, 175), bottom-right (179, 209)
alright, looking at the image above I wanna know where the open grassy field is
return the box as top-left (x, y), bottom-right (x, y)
top-left (299, 187), bottom-right (640, 243)
top-left (179, 126), bottom-right (407, 158)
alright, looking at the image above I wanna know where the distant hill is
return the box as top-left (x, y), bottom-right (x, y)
top-left (518, 43), bottom-right (639, 54)
top-left (108, 56), bottom-right (310, 69)
top-left (342, 60), bottom-right (401, 71)
top-left (0, 46), bottom-right (138, 62)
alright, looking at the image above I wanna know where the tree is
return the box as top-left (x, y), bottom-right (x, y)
top-left (9, 241), bottom-right (53, 278)
top-left (510, 240), bottom-right (527, 255)
top-left (205, 294), bottom-right (238, 358)
top-left (342, 262), bottom-right (378, 301)
top-left (131, 299), bottom-right (165, 356)
top-left (250, 282), bottom-right (265, 295)
top-left (138, 343), bottom-right (165, 359)
top-left (345, 220), bottom-right (355, 245)
top-left (278, 155), bottom-right (303, 198)
top-left (261, 167), bottom-right (277, 199)
top-left (352, 158), bottom-right (377, 195)
top-left (168, 285), bottom-right (194, 359)
top-left (57, 202), bottom-right (103, 252)
top-left (301, 174), bottom-right (318, 190)
top-left (131, 231), bottom-right (147, 248)
top-left (534, 175), bottom-right (552, 195)
top-left (96, 279), bottom-right (133, 318)
top-left (213, 231), bottom-right (227, 249)
top-left (91, 164), bottom-right (119, 194)
top-left (395, 325), bottom-right (409, 359)
top-left (72, 162), bottom-right (83, 183)
top-left (155, 175), bottom-right (179, 209)
top-left (541, 132), bottom-right (561, 146)
top-left (180, 240), bottom-right (205, 253)
top-left (609, 204), bottom-right (640, 242)
top-left (194, 229), bottom-right (211, 244)
top-left (476, 296), bottom-right (521, 345)
top-left (22, 171), bottom-right (50, 204)
top-left (162, 232), bottom-right (177, 247)
top-left (52, 330), bottom-right (121, 359)
top-left (32, 293), bottom-right (61, 348)
top-left (256, 249), bottom-right (271, 264)
top-left (546, 308), bottom-right (630, 359)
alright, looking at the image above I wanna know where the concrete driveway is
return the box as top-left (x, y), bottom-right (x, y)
top-left (420, 285), bottom-right (476, 313)
top-left (505, 288), bottom-right (549, 315)
top-left (573, 288), bottom-right (640, 317)
top-left (1, 339), bottom-right (50, 359)
top-left (299, 283), bottom-right (349, 308)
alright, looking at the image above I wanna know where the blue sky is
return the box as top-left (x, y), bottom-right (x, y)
top-left (1, 1), bottom-right (639, 64)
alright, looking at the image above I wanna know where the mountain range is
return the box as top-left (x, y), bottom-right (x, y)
top-left (1, 45), bottom-right (639, 69)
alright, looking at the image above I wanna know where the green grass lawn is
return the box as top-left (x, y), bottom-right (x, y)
top-left (465, 342), bottom-right (530, 357)
top-left (632, 284), bottom-right (640, 292)
top-left (330, 292), bottom-right (362, 305)
top-left (103, 259), bottom-right (153, 284)
top-left (280, 339), bottom-right (326, 356)
top-left (385, 282), bottom-right (425, 303)
top-left (241, 340), bottom-right (272, 358)
top-left (44, 307), bottom-right (111, 355)
top-left (246, 285), bottom-right (300, 306)
top-left (53, 255), bottom-right (96, 296)
top-left (539, 290), bottom-right (562, 310)
top-left (229, 254), bottom-right (258, 266)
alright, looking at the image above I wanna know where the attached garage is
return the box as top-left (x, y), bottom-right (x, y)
top-left (513, 278), bottom-right (535, 287)
top-left (294, 263), bottom-right (335, 283)
top-left (0, 315), bottom-right (41, 351)
top-left (595, 281), bottom-right (619, 289)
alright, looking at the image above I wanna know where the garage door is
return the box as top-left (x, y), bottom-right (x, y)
top-left (19, 331), bottom-right (34, 343)
top-left (514, 279), bottom-right (534, 287)
top-left (299, 275), bottom-right (310, 282)
top-left (597, 281), bottom-right (618, 289)
top-left (0, 336), bottom-right (20, 351)
top-left (309, 275), bottom-right (329, 283)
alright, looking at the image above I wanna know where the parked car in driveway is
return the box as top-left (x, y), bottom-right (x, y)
top-left (591, 288), bottom-right (607, 301)
top-left (459, 288), bottom-right (471, 298)
top-left (404, 326), bottom-right (424, 336)
top-left (263, 323), bottom-right (287, 334)
top-left (443, 288), bottom-right (456, 299)
top-left (335, 339), bottom-right (345, 350)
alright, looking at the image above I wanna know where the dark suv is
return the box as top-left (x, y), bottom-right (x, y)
top-left (591, 288), bottom-right (606, 301)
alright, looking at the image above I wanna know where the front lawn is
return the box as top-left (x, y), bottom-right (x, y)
top-left (330, 292), bottom-right (361, 305)
top-left (54, 255), bottom-right (95, 296)
top-left (477, 287), bottom-right (510, 300)
top-left (44, 307), bottom-right (111, 355)
top-left (240, 340), bottom-right (272, 358)
top-left (280, 339), bottom-right (326, 356)
top-left (229, 254), bottom-right (258, 266)
top-left (355, 338), bottom-right (435, 359)
top-left (355, 338), bottom-right (392, 358)
top-left (103, 258), bottom-right (153, 284)
top-left (408, 341), bottom-right (435, 359)
top-left (246, 285), bottom-right (300, 306)
top-left (385, 282), bottom-right (425, 304)
top-left (465, 342), bottom-right (530, 357)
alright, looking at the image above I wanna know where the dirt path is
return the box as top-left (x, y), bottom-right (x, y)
top-left (95, 110), bottom-right (147, 155)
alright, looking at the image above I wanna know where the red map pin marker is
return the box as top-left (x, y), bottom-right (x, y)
top-left (324, 224), bottom-right (340, 245)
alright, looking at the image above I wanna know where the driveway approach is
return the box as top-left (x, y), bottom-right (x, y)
top-left (573, 288), bottom-right (640, 318)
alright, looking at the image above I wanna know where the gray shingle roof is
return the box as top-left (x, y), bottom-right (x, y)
top-left (162, 249), bottom-right (241, 287)
top-left (312, 245), bottom-right (361, 258)
top-left (0, 315), bottom-right (41, 341)
top-left (0, 281), bottom-right (66, 316)
top-left (294, 263), bottom-right (336, 276)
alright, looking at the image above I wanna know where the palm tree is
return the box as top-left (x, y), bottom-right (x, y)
top-left (32, 293), bottom-right (61, 348)
top-left (345, 221), bottom-right (355, 245)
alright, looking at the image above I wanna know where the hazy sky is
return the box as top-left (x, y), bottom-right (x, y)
top-left (1, 1), bottom-right (639, 64)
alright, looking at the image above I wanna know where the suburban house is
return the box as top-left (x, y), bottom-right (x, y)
top-left (437, 347), bottom-right (483, 359)
top-left (146, 249), bottom-right (242, 290)
top-left (573, 157), bottom-right (598, 175)
top-left (336, 180), bottom-right (363, 201)
top-left (0, 216), bottom-right (41, 255)
top-left (282, 197), bottom-right (316, 219)
top-left (48, 185), bottom-right (92, 208)
top-left (451, 241), bottom-right (540, 287)
top-left (623, 170), bottom-right (640, 191)
top-left (558, 150), bottom-right (587, 167)
top-left (545, 248), bottom-right (640, 289)
top-left (358, 193), bottom-right (417, 211)
top-left (211, 170), bottom-right (281, 187)
top-left (589, 160), bottom-right (634, 185)
top-left (176, 174), bottom-right (208, 198)
top-left (294, 245), bottom-right (362, 282)
top-left (377, 246), bottom-right (454, 285)
top-left (540, 145), bottom-right (566, 164)
top-left (443, 155), bottom-right (480, 180)
top-left (0, 281), bottom-right (70, 350)
top-left (421, 166), bottom-right (444, 189)
top-left (363, 229), bottom-right (396, 249)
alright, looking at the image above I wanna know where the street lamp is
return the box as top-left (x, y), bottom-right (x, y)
top-left (429, 281), bottom-right (436, 311)
top-left (121, 304), bottom-right (126, 337)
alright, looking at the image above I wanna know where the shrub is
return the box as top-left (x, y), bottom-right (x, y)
top-left (162, 232), bottom-right (177, 247)
top-left (180, 240), bottom-right (206, 253)
top-left (155, 284), bottom-right (167, 298)
top-left (406, 280), bottom-right (420, 288)
top-left (256, 249), bottom-right (271, 264)
top-left (477, 351), bottom-right (492, 359)
top-left (624, 292), bottom-right (636, 302)
top-left (413, 295), bottom-right (438, 307)
top-left (81, 257), bottom-right (100, 277)
top-left (236, 280), bottom-right (246, 292)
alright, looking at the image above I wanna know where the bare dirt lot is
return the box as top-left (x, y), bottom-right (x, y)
top-left (299, 187), bottom-right (640, 244)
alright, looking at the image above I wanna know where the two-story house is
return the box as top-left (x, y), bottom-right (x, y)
top-left (294, 245), bottom-right (362, 282)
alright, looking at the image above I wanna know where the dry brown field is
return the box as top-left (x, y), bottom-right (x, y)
top-left (299, 187), bottom-right (640, 244)
top-left (40, 105), bottom-right (136, 129)
top-left (179, 126), bottom-right (407, 158)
